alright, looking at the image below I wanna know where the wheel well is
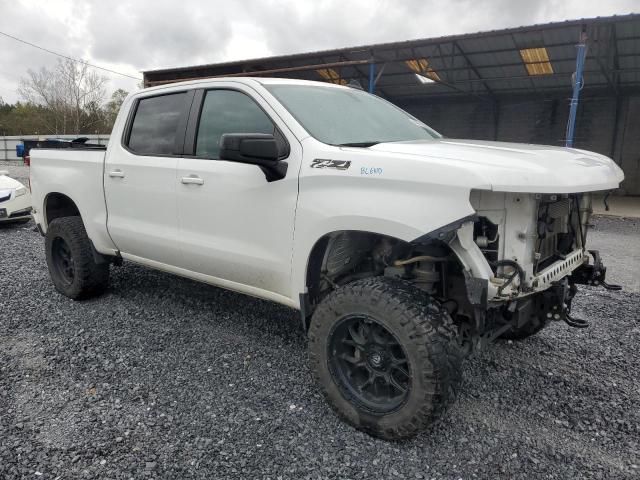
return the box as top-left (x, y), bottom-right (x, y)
top-left (45, 193), bottom-right (80, 226)
top-left (303, 230), bottom-right (470, 324)
top-left (304, 230), bottom-right (416, 306)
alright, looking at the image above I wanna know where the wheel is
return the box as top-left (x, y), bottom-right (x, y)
top-left (308, 277), bottom-right (464, 440)
top-left (499, 318), bottom-right (548, 340)
top-left (45, 216), bottom-right (109, 300)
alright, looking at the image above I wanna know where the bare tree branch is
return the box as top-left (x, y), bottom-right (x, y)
top-left (18, 59), bottom-right (108, 134)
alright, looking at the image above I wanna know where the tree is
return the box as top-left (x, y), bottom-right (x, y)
top-left (104, 88), bottom-right (129, 128)
top-left (18, 58), bottom-right (108, 134)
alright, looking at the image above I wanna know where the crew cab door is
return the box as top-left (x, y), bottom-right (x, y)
top-left (104, 91), bottom-right (193, 264)
top-left (176, 85), bottom-right (301, 298)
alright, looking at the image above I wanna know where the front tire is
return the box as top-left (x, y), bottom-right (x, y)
top-left (45, 216), bottom-right (109, 300)
top-left (308, 277), bottom-right (464, 440)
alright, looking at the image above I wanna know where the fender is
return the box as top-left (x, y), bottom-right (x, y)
top-left (290, 177), bottom-right (478, 304)
top-left (30, 150), bottom-right (118, 256)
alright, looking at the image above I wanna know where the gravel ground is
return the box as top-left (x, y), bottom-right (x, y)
top-left (1, 196), bottom-right (639, 479)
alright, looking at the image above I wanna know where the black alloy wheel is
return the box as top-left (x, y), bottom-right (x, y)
top-left (328, 314), bottom-right (410, 413)
top-left (51, 236), bottom-right (75, 285)
top-left (308, 277), bottom-right (464, 440)
top-left (45, 216), bottom-right (110, 300)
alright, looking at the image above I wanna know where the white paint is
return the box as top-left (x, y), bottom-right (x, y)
top-left (30, 78), bottom-right (625, 309)
top-left (0, 172), bottom-right (31, 221)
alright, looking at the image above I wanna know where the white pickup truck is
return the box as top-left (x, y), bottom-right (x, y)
top-left (30, 77), bottom-right (624, 440)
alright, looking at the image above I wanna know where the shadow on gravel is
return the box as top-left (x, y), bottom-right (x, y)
top-left (1, 221), bottom-right (639, 480)
top-left (0, 219), bottom-right (32, 230)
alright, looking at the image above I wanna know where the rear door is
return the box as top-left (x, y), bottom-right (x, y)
top-left (104, 90), bottom-right (193, 265)
top-left (175, 85), bottom-right (301, 298)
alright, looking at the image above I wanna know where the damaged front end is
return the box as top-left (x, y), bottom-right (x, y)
top-left (443, 190), bottom-right (621, 352)
top-left (302, 191), bottom-right (620, 354)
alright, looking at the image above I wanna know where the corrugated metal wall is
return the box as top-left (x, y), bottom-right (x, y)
top-left (398, 93), bottom-right (640, 195)
top-left (1, 97), bottom-right (638, 195)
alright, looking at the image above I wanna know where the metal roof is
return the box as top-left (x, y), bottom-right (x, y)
top-left (143, 13), bottom-right (640, 99)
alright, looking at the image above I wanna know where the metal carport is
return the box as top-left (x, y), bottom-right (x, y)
top-left (144, 14), bottom-right (640, 194)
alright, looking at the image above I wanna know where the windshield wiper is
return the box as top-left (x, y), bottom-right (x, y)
top-left (335, 141), bottom-right (380, 148)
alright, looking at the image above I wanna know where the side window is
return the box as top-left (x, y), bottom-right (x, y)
top-left (195, 90), bottom-right (275, 158)
top-left (127, 92), bottom-right (187, 155)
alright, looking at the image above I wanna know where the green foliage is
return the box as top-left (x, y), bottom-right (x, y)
top-left (104, 89), bottom-right (129, 127)
top-left (0, 91), bottom-right (129, 136)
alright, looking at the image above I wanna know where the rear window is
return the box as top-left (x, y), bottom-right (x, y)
top-left (127, 93), bottom-right (187, 155)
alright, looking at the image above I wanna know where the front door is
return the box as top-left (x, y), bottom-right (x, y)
top-left (105, 91), bottom-right (192, 265)
top-left (176, 86), bottom-right (300, 299)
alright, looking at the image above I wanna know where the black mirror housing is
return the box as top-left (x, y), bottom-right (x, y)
top-left (219, 133), bottom-right (279, 163)
top-left (219, 133), bottom-right (288, 182)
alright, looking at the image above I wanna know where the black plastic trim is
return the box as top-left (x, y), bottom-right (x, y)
top-left (299, 292), bottom-right (311, 331)
top-left (89, 239), bottom-right (111, 265)
top-left (183, 89), bottom-right (205, 156)
top-left (411, 214), bottom-right (477, 245)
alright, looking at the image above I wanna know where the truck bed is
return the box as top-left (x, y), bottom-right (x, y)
top-left (30, 148), bottom-right (116, 255)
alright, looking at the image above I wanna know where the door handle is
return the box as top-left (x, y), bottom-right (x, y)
top-left (181, 176), bottom-right (204, 185)
top-left (109, 169), bottom-right (125, 178)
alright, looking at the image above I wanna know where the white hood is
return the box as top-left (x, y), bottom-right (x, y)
top-left (369, 139), bottom-right (624, 193)
top-left (0, 174), bottom-right (24, 190)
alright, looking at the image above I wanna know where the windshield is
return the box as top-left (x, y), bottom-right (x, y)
top-left (264, 84), bottom-right (440, 146)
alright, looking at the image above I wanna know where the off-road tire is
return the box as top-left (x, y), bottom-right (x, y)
top-left (45, 216), bottom-right (109, 300)
top-left (308, 277), bottom-right (464, 440)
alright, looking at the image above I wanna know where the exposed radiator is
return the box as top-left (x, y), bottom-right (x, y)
top-left (546, 198), bottom-right (571, 219)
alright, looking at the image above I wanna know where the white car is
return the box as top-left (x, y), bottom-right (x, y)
top-left (0, 170), bottom-right (32, 223)
top-left (29, 78), bottom-right (624, 440)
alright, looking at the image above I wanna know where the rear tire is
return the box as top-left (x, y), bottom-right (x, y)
top-left (45, 216), bottom-right (109, 300)
top-left (308, 277), bottom-right (464, 440)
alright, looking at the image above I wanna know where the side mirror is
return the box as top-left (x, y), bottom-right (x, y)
top-left (219, 133), bottom-right (288, 181)
top-left (219, 133), bottom-right (279, 163)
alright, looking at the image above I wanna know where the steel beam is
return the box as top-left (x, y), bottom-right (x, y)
top-left (453, 41), bottom-right (495, 98)
top-left (369, 62), bottom-right (376, 93)
top-left (566, 32), bottom-right (589, 148)
top-left (145, 59), bottom-right (372, 86)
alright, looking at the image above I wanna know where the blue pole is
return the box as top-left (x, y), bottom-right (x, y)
top-left (368, 62), bottom-right (375, 93)
top-left (566, 34), bottom-right (588, 148)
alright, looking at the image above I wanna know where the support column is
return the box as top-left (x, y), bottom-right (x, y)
top-left (566, 31), bottom-right (588, 148)
top-left (368, 62), bottom-right (375, 94)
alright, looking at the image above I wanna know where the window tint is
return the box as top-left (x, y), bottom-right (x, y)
top-left (196, 90), bottom-right (275, 158)
top-left (127, 93), bottom-right (187, 155)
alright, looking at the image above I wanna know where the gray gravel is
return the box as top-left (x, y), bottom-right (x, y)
top-left (1, 216), bottom-right (639, 480)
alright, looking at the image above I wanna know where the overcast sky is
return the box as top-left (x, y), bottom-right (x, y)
top-left (0, 0), bottom-right (637, 104)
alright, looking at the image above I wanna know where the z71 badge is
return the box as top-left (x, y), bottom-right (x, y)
top-left (310, 159), bottom-right (351, 170)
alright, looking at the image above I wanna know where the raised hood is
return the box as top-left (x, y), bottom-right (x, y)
top-left (369, 139), bottom-right (624, 193)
